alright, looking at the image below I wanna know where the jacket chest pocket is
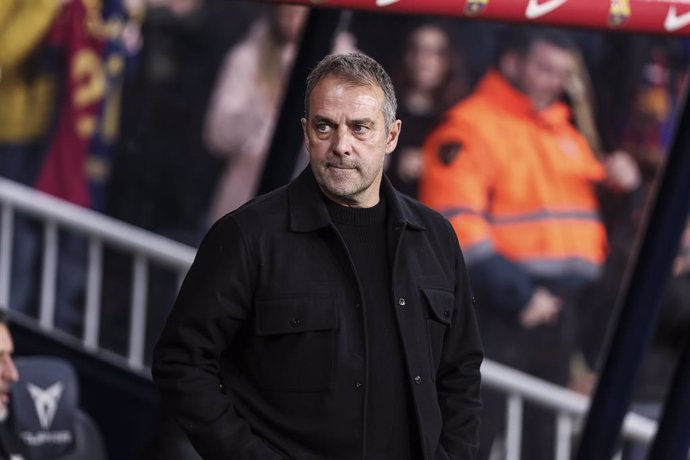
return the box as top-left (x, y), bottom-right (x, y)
top-left (421, 287), bottom-right (454, 371)
top-left (253, 295), bottom-right (338, 392)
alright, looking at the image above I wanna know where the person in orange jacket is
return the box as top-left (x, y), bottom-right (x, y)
top-left (419, 27), bottom-right (640, 459)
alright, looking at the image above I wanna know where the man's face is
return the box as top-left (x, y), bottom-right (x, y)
top-left (505, 41), bottom-right (575, 111)
top-left (0, 325), bottom-right (18, 422)
top-left (302, 76), bottom-right (401, 208)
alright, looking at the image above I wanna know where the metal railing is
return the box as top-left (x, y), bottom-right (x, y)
top-left (482, 359), bottom-right (661, 460)
top-left (0, 177), bottom-right (196, 371)
top-left (0, 177), bottom-right (665, 458)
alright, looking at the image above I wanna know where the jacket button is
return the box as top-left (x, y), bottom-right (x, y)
top-left (443, 310), bottom-right (450, 318)
top-left (398, 297), bottom-right (406, 306)
top-left (414, 376), bottom-right (422, 384)
top-left (289, 317), bottom-right (302, 328)
top-left (355, 382), bottom-right (363, 389)
top-left (472, 296), bottom-right (477, 305)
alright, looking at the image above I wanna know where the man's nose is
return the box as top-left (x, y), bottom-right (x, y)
top-left (332, 126), bottom-right (352, 156)
top-left (3, 359), bottom-right (18, 383)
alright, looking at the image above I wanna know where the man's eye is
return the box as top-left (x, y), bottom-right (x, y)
top-left (316, 123), bottom-right (331, 133)
top-left (353, 125), bottom-right (368, 133)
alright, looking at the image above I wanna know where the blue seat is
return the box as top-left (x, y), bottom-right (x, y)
top-left (10, 356), bottom-right (107, 460)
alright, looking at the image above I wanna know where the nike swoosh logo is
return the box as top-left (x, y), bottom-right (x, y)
top-left (376, 0), bottom-right (400, 6)
top-left (665, 5), bottom-right (690, 32)
top-left (525, 0), bottom-right (568, 19)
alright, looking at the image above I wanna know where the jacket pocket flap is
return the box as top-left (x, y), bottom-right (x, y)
top-left (256, 296), bottom-right (338, 335)
top-left (421, 287), bottom-right (454, 326)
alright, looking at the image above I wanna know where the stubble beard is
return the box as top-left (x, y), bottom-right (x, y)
top-left (318, 166), bottom-right (364, 204)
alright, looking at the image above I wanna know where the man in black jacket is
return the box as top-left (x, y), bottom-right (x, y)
top-left (152, 52), bottom-right (483, 460)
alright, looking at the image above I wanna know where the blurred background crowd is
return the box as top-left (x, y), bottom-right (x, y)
top-left (1, 0), bottom-right (690, 459)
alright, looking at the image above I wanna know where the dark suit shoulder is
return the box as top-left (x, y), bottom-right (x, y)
top-left (215, 184), bottom-right (291, 233)
top-left (397, 192), bottom-right (453, 229)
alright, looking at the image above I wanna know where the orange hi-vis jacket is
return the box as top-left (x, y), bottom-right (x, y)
top-left (420, 70), bottom-right (607, 282)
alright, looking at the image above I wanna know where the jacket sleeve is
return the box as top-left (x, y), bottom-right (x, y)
top-left (0, 0), bottom-right (62, 71)
top-left (436, 221), bottom-right (484, 459)
top-left (152, 217), bottom-right (283, 460)
top-left (419, 116), bottom-right (534, 312)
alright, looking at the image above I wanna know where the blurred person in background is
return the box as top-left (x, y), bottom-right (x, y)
top-left (621, 221), bottom-right (690, 460)
top-left (5, 0), bottom-right (144, 335)
top-left (0, 0), bottom-right (64, 184)
top-left (420, 27), bottom-right (640, 460)
top-left (106, 0), bottom-right (264, 239)
top-left (0, 0), bottom-right (66, 322)
top-left (569, 40), bottom-right (689, 397)
top-left (387, 21), bottom-right (468, 198)
top-left (203, 5), bottom-right (309, 222)
top-left (0, 311), bottom-right (27, 460)
top-left (203, 5), bottom-right (356, 223)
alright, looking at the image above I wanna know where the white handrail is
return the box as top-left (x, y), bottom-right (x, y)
top-left (0, 177), bottom-right (196, 371)
top-left (0, 178), bottom-right (196, 268)
top-left (482, 359), bottom-right (659, 445)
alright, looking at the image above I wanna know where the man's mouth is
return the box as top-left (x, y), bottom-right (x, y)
top-left (328, 164), bottom-right (356, 170)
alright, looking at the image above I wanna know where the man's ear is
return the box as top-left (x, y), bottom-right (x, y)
top-left (385, 119), bottom-right (402, 155)
top-left (301, 118), bottom-right (310, 152)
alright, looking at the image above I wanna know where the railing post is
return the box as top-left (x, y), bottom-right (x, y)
top-left (555, 413), bottom-right (573, 460)
top-left (506, 393), bottom-right (523, 460)
top-left (39, 220), bottom-right (58, 329)
top-left (0, 202), bottom-right (13, 309)
top-left (128, 254), bottom-right (149, 369)
top-left (84, 237), bottom-right (103, 350)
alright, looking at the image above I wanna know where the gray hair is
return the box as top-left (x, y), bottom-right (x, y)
top-left (304, 52), bottom-right (397, 130)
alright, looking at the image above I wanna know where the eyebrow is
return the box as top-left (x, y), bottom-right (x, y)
top-left (311, 115), bottom-right (376, 125)
top-left (349, 118), bottom-right (375, 127)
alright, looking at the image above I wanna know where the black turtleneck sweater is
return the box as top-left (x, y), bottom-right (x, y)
top-left (326, 196), bottom-right (420, 460)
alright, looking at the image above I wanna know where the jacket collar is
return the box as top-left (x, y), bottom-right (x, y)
top-left (288, 167), bottom-right (426, 233)
top-left (473, 70), bottom-right (573, 128)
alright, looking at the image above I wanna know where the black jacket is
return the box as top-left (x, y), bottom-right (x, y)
top-left (0, 420), bottom-right (29, 460)
top-left (152, 168), bottom-right (483, 460)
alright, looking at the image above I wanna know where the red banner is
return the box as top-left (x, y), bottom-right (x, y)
top-left (270, 0), bottom-right (690, 36)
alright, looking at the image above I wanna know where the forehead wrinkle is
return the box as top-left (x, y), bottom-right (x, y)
top-left (310, 99), bottom-right (381, 124)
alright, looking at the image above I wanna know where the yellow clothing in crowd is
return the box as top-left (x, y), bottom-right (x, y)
top-left (0, 0), bottom-right (62, 143)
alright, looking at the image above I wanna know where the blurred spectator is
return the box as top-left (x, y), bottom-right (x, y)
top-left (573, 42), bottom-right (689, 397)
top-left (419, 27), bottom-right (640, 459)
top-left (106, 0), bottom-right (265, 242)
top-left (0, 0), bottom-right (63, 184)
top-left (16, 0), bottom-right (144, 335)
top-left (0, 310), bottom-right (28, 460)
top-left (387, 22), bottom-right (468, 198)
top-left (619, 43), bottom-right (689, 187)
top-left (0, 0), bottom-right (65, 321)
top-left (203, 5), bottom-right (309, 222)
top-left (203, 5), bottom-right (357, 222)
